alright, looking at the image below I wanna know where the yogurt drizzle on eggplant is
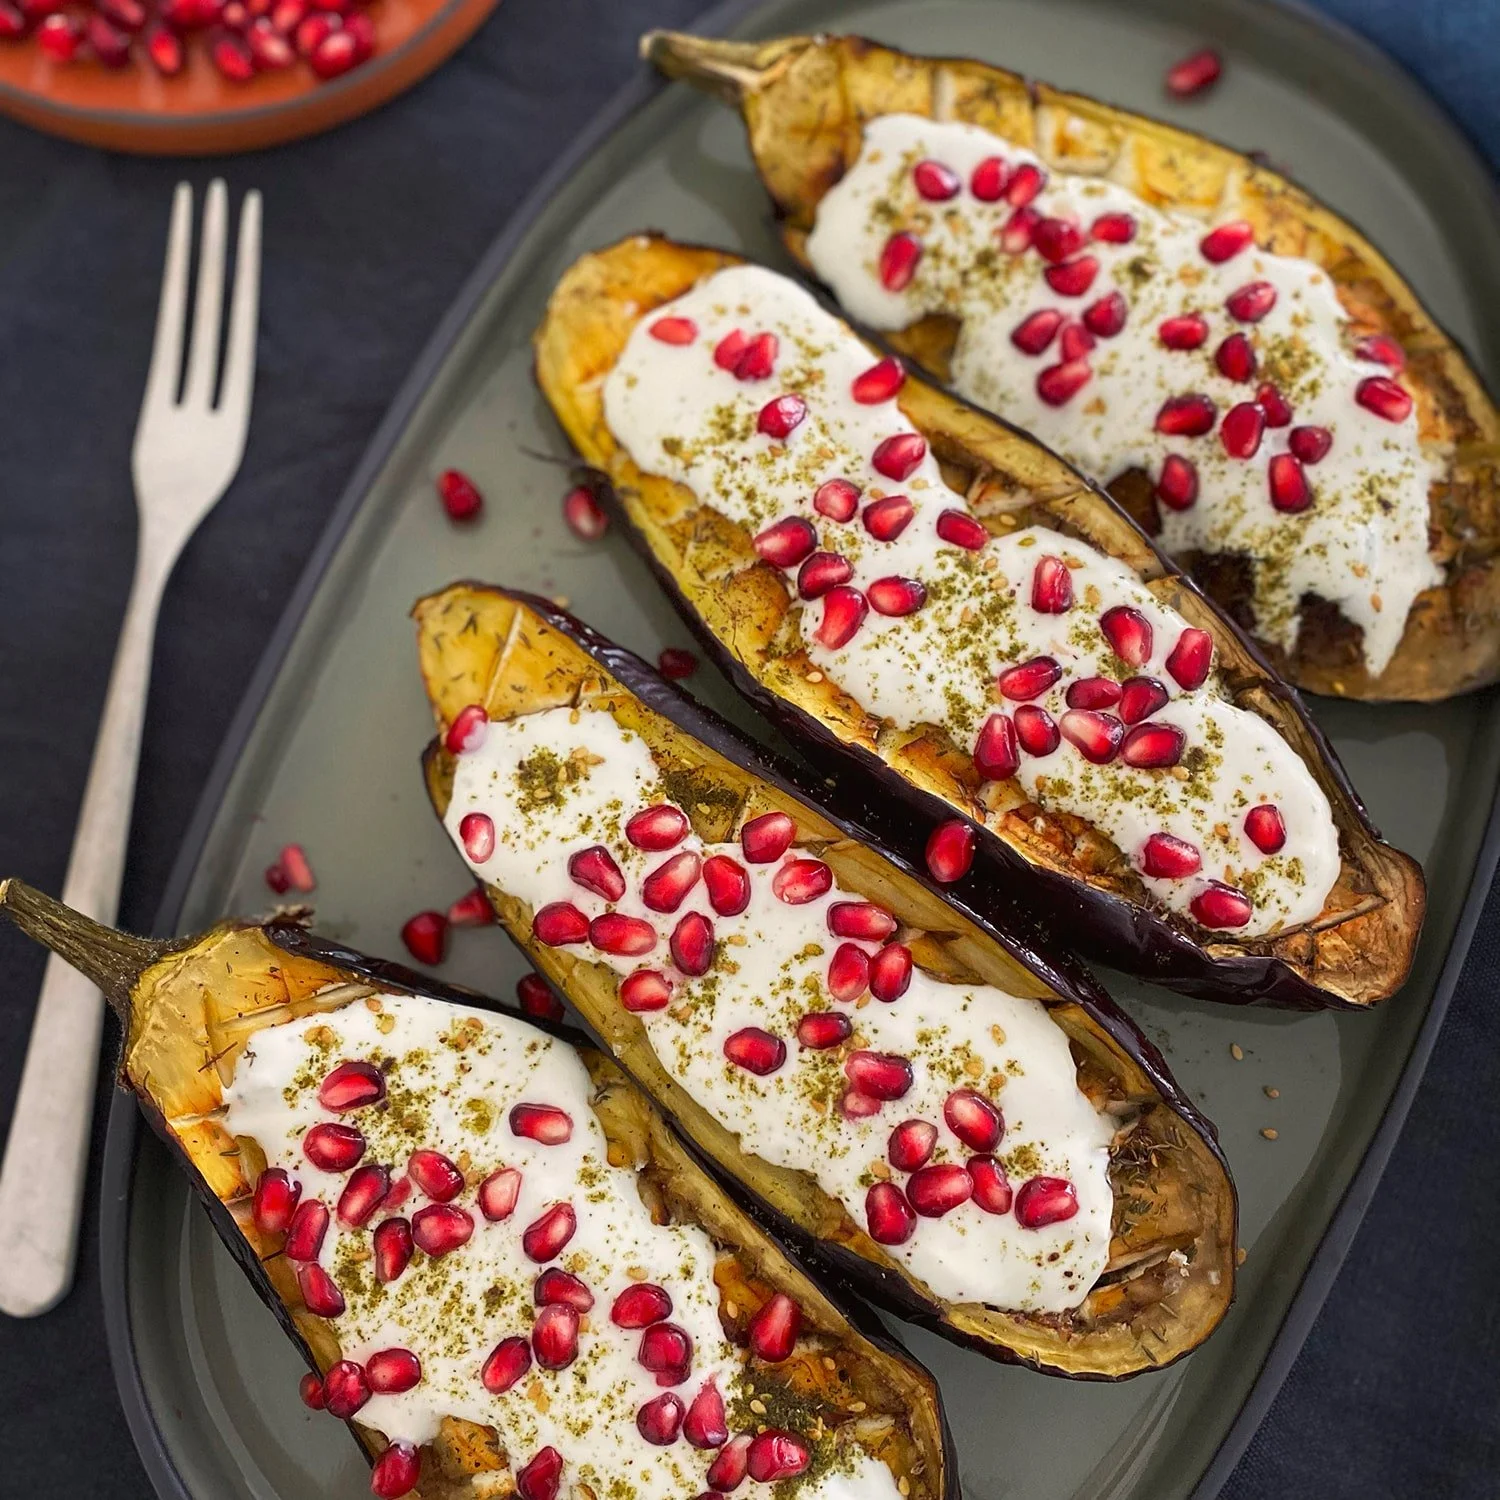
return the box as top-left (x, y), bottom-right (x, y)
top-left (802, 114), bottom-right (1441, 677)
top-left (225, 997), bottom-right (899, 1500)
top-left (443, 705), bottom-right (1117, 1312)
top-left (600, 264), bottom-right (1341, 935)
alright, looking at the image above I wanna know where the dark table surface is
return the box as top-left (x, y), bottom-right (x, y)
top-left (1, 1), bottom-right (1497, 1496)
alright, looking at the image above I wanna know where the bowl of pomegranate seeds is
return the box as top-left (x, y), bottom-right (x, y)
top-left (0, 0), bottom-right (499, 152)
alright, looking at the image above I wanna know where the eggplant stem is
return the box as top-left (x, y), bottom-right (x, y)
top-left (0, 878), bottom-right (165, 1022)
top-left (639, 29), bottom-right (802, 104)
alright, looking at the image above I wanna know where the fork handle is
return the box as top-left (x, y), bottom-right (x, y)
top-left (0, 553), bottom-right (165, 1317)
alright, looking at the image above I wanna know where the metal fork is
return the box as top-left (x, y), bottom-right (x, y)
top-left (0, 180), bottom-right (262, 1318)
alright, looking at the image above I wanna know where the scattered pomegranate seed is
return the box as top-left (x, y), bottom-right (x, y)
top-left (1100, 605), bottom-right (1154, 667)
top-left (509, 1103), bottom-right (573, 1145)
top-left (445, 702), bottom-right (489, 755)
top-left (1058, 321), bottom-right (1096, 362)
top-left (448, 887), bottom-right (494, 928)
top-left (828, 943), bottom-right (871, 1002)
top-left (1226, 280), bottom-right (1277, 323)
top-left (649, 315), bottom-right (697, 345)
top-left (712, 328), bottom-right (749, 371)
top-left (748, 1292), bottom-right (802, 1362)
top-left (612, 1282), bottom-right (673, 1328)
top-left (1156, 393), bottom-right (1217, 436)
top-left (1289, 425), bottom-right (1333, 463)
top-left (337, 1163), bottom-right (390, 1227)
top-left (865, 1181), bottom-right (917, 1244)
top-left (999, 656), bottom-right (1061, 701)
top-left (297, 1262), bottom-right (345, 1318)
top-left (1091, 211), bottom-right (1138, 243)
top-left (1067, 676), bottom-right (1122, 711)
top-left (945, 1089), bottom-right (1003, 1152)
top-left (1014, 1175), bottom-right (1079, 1228)
top-left (925, 819), bottom-right (975, 883)
top-left (813, 477), bottom-right (861, 521)
top-left (1166, 627), bottom-right (1214, 688)
top-left (735, 331), bottom-right (779, 381)
top-left (436, 468), bottom-right (483, 523)
top-left (707, 1436), bottom-right (753, 1492)
top-left (700, 854), bottom-right (751, 916)
top-left (637, 1391), bottom-right (685, 1445)
top-left (888, 1119), bottom-right (938, 1172)
top-left (642, 850), bottom-right (702, 914)
top-left (1121, 721), bottom-right (1186, 768)
top-left (365, 1347), bottom-right (422, 1395)
top-left (373, 1217), bottom-right (414, 1282)
top-left (407, 1149), bottom-right (463, 1203)
top-left (620, 968), bottom-right (672, 1013)
top-left (521, 1202), bottom-right (577, 1262)
top-left (371, 1442), bottom-right (421, 1500)
top-left (298, 1371), bottom-right (324, 1410)
top-left (322, 1360), bottom-right (370, 1419)
top-left (90, 12), bottom-right (135, 64)
top-left (516, 1448), bottom-right (564, 1500)
top-left (757, 394), bottom-right (807, 439)
top-left (478, 1167), bottom-right (523, 1222)
top-left (1256, 382), bottom-right (1292, 426)
top-left (627, 803), bottom-right (689, 851)
top-left (913, 158), bottom-right (961, 200)
top-left (974, 712), bottom-right (1020, 781)
top-left (411, 1203), bottom-right (473, 1258)
top-left (797, 1011), bottom-right (854, 1049)
top-left (968, 1155), bottom-right (1014, 1213)
top-left (931, 509), bottom-right (987, 554)
top-left (532, 902), bottom-right (590, 947)
top-left (1045, 256), bottom-right (1099, 297)
top-left (144, 20), bottom-right (183, 71)
top-left (562, 485), bottom-right (608, 541)
top-left (1155, 454), bottom-right (1199, 511)
top-left (481, 1336), bottom-right (532, 1393)
top-left (868, 576), bottom-right (927, 616)
top-left (1268, 452), bottom-right (1311, 513)
top-left (670, 911), bottom-right (715, 975)
top-left (318, 1059), bottom-right (384, 1113)
top-left (658, 646), bottom-right (698, 680)
top-left (829, 901), bottom-right (897, 941)
top-left (907, 1162), bottom-right (974, 1217)
top-left (1083, 290), bottom-right (1128, 337)
top-left (1244, 803), bottom-right (1288, 854)
top-left (1030, 555), bottom-right (1074, 613)
top-left (998, 205), bottom-right (1040, 253)
top-left (532, 1302), bottom-right (581, 1369)
top-left (303, 1122), bottom-right (364, 1172)
top-left (1159, 313), bottom-right (1209, 350)
top-left (264, 862), bottom-right (291, 894)
top-left (638, 1321), bottom-right (694, 1383)
top-left (869, 943), bottom-right (913, 1003)
top-left (1004, 160), bottom-right (1047, 205)
top-left (1221, 401), bottom-right (1266, 459)
top-left (285, 1199), bottom-right (329, 1262)
top-left (1355, 332), bottom-right (1405, 371)
top-left (772, 858), bottom-right (833, 905)
top-left (292, 9), bottom-right (334, 55)
top-left (871, 432), bottom-right (927, 481)
top-left (376, 1176), bottom-right (411, 1216)
top-left (1031, 216), bottom-right (1082, 263)
top-left (841, 1088), bottom-right (882, 1120)
top-left (308, 27), bottom-right (362, 79)
top-left (1011, 308), bottom-right (1063, 355)
top-left (740, 810), bottom-right (796, 863)
top-left (252, 1167), bottom-right (301, 1234)
top-left (1060, 709), bottom-right (1124, 763)
top-left (798, 550), bottom-right (854, 599)
top-left (1191, 881), bottom-right (1253, 928)
top-left (1199, 219), bottom-right (1253, 262)
top-left (844, 1049), bottom-right (914, 1100)
top-left (459, 810), bottom-right (495, 864)
top-left (862, 494), bottom-right (915, 541)
top-left (400, 910), bottom-right (448, 965)
top-left (1166, 46), bottom-right (1222, 98)
top-left (879, 231), bottom-right (922, 291)
top-left (851, 356), bottom-right (906, 406)
top-left (1119, 676), bottom-right (1169, 724)
top-left (1215, 332), bottom-right (1257, 383)
top-left (970, 155), bottom-right (1010, 200)
top-left (753, 515), bottom-right (818, 569)
top-left (1355, 375), bottom-right (1413, 422)
top-left (684, 1379), bottom-right (729, 1450)
top-left (565, 844), bottom-right (624, 902)
top-left (1139, 832), bottom-right (1203, 879)
top-left (37, 12), bottom-right (84, 58)
top-left (210, 27), bottom-right (257, 78)
top-left (724, 1026), bottom-right (786, 1076)
top-left (1036, 358), bottom-right (1093, 406)
top-left (1015, 704), bottom-right (1060, 755)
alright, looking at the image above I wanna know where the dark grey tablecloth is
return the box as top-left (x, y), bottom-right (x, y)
top-left (1, 1), bottom-right (1496, 1495)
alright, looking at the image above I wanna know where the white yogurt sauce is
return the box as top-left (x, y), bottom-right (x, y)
top-left (442, 705), bottom-right (1116, 1312)
top-left (600, 263), bottom-right (1340, 934)
top-left (803, 115), bottom-right (1442, 678)
top-left (225, 996), bottom-right (899, 1500)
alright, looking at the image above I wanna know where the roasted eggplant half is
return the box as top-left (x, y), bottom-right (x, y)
top-left (643, 29), bottom-right (1500, 703)
top-left (0, 879), bottom-right (953, 1500)
top-left (531, 234), bottom-right (1423, 1008)
top-left (415, 583), bottom-right (1236, 1377)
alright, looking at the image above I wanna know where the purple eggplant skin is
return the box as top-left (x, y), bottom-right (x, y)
top-left (419, 587), bottom-right (1237, 1377)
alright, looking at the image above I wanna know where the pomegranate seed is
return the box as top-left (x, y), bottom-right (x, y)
top-left (449, 887), bottom-right (495, 928)
top-left (284, 1199), bottom-right (328, 1261)
top-left (37, 12), bottom-right (84, 57)
top-left (814, 479), bottom-right (862, 523)
top-left (754, 516), bottom-right (818, 568)
top-left (862, 494), bottom-right (914, 541)
top-left (798, 550), bottom-right (854, 599)
top-left (613, 1283), bottom-right (673, 1328)
top-left (1355, 375), bottom-right (1413, 422)
top-left (670, 911), bottom-right (715, 975)
top-left (907, 1162), bottom-right (974, 1217)
top-left (516, 1448), bottom-right (563, 1500)
top-left (1015, 705), bottom-right (1060, 755)
top-left (1156, 454), bottom-right (1199, 510)
top-left (298, 1372), bottom-right (324, 1409)
top-left (1256, 382), bottom-right (1293, 426)
top-left (407, 1149), bottom-right (463, 1203)
top-left (310, 27), bottom-right (365, 78)
top-left (293, 12), bottom-right (335, 57)
top-left (925, 819), bottom-right (975, 883)
top-left (865, 1182), bottom-right (917, 1244)
top-left (773, 858), bottom-right (833, 904)
top-left (1140, 832), bottom-right (1202, 878)
top-left (639, 1321), bottom-right (694, 1383)
top-left (974, 713), bottom-right (1020, 781)
top-left (724, 1027), bottom-right (786, 1076)
top-left (1200, 220), bottom-right (1254, 264)
top-left (912, 158), bottom-right (961, 200)
top-left (1011, 308), bottom-right (1063, 355)
top-left (642, 850), bottom-right (702, 913)
top-left (627, 804), bottom-right (689, 850)
top-left (741, 811), bottom-right (796, 863)
top-left (1100, 605), bottom-right (1154, 667)
top-left (322, 1360), bottom-right (369, 1418)
top-left (712, 328), bottom-right (748, 370)
top-left (844, 1049), bottom-right (914, 1100)
top-left (211, 28), bottom-right (258, 79)
top-left (868, 576), bottom-right (927, 616)
top-left (1059, 321), bottom-right (1096, 362)
top-left (371, 1442), bottom-right (421, 1499)
top-left (1159, 314), bottom-right (1209, 350)
top-left (1121, 722), bottom-right (1187, 768)
top-left (637, 1392), bottom-right (685, 1444)
top-left (1015, 1176), bottom-right (1080, 1228)
top-left (1221, 401), bottom-right (1266, 459)
top-left (532, 1302), bottom-right (580, 1369)
top-left (459, 811), bottom-right (495, 863)
top-left (968, 1155), bottom-right (1014, 1213)
top-left (1084, 290), bottom-right (1128, 337)
top-left (649, 315), bottom-right (697, 345)
top-left (89, 13), bottom-right (134, 64)
top-left (145, 21), bottom-right (183, 72)
top-left (562, 484), bottom-right (609, 541)
top-left (522, 1202), bottom-right (577, 1261)
top-left (828, 901), bottom-right (897, 941)
top-left (945, 1089), bottom-right (1003, 1152)
top-left (411, 1203), bottom-right (473, 1258)
top-left (252, 1168), bottom-right (301, 1234)
top-left (888, 1119), bottom-right (938, 1172)
top-left (658, 647), bottom-right (698, 680)
top-left (797, 1011), bottom-right (853, 1049)
top-left (1030, 555), bottom-right (1074, 613)
top-left (1156, 394), bottom-right (1217, 436)
top-left (1226, 280), bottom-right (1276, 322)
top-left (377, 1176), bottom-right (411, 1215)
top-left (747, 1292), bottom-right (802, 1363)
top-left (565, 844), bottom-right (624, 902)
top-left (478, 1167), bottom-right (522, 1221)
top-left (532, 902), bottom-right (590, 946)
top-left (1060, 709), bottom-right (1124, 763)
top-left (816, 586), bottom-right (868, 648)
top-left (318, 1060), bottom-right (384, 1113)
top-left (337, 1164), bottom-right (389, 1227)
top-left (871, 432), bottom-right (927, 481)
top-left (999, 656), bottom-right (1061, 701)
top-left (936, 509), bottom-right (989, 550)
top-left (684, 1379), bottom-right (728, 1450)
top-left (970, 155), bottom-right (1010, 200)
top-left (747, 1430), bottom-right (811, 1484)
top-left (436, 468), bottom-right (483, 523)
top-left (1166, 627), bottom-right (1214, 688)
top-left (757, 394), bottom-right (807, 440)
top-left (1268, 453), bottom-right (1311, 513)
top-left (269, 0), bottom-right (303, 32)
top-left (303, 1123), bottom-right (364, 1173)
top-left (481, 1336), bottom-right (531, 1393)
top-left (1355, 332), bottom-right (1405, 371)
top-left (852, 357), bottom-right (906, 403)
top-left (1045, 256), bottom-right (1099, 297)
top-left (1166, 46), bottom-right (1222, 97)
top-left (400, 910), bottom-right (448, 965)
top-left (1289, 425), bottom-right (1333, 463)
top-left (700, 855), bottom-right (751, 916)
top-left (841, 1089), bottom-right (882, 1120)
top-left (373, 1218), bottom-right (414, 1282)
top-left (998, 205), bottom-right (1040, 253)
top-left (735, 332), bottom-right (779, 381)
top-left (1036, 358), bottom-right (1093, 405)
top-left (297, 1262), bottom-right (345, 1318)
top-left (1119, 676), bottom-right (1169, 724)
top-left (1215, 332), bottom-right (1257, 383)
top-left (445, 703), bottom-right (488, 755)
top-left (827, 943), bottom-right (871, 1002)
top-left (509, 1103), bottom-right (573, 1145)
top-left (1192, 881), bottom-right (1253, 928)
top-left (1005, 161), bottom-right (1047, 205)
top-left (879, 231), bottom-right (922, 291)
top-left (1032, 216), bottom-right (1083, 263)
top-left (592, 911), bottom-right (664, 957)
top-left (1067, 676), bottom-right (1122, 710)
top-left (264, 862), bottom-right (290, 894)
top-left (1091, 211), bottom-right (1138, 243)
top-left (620, 968), bottom-right (673, 1012)
top-left (707, 1435), bottom-right (752, 1491)
top-left (366, 1347), bottom-right (422, 1394)
top-left (869, 943), bottom-right (913, 1003)
top-left (1245, 803), bottom-right (1287, 853)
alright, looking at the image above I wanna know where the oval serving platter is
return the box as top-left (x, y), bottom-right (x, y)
top-left (100, 0), bottom-right (1500, 1498)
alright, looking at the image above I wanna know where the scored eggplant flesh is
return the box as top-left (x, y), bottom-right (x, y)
top-left (415, 583), bottom-right (1237, 1377)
